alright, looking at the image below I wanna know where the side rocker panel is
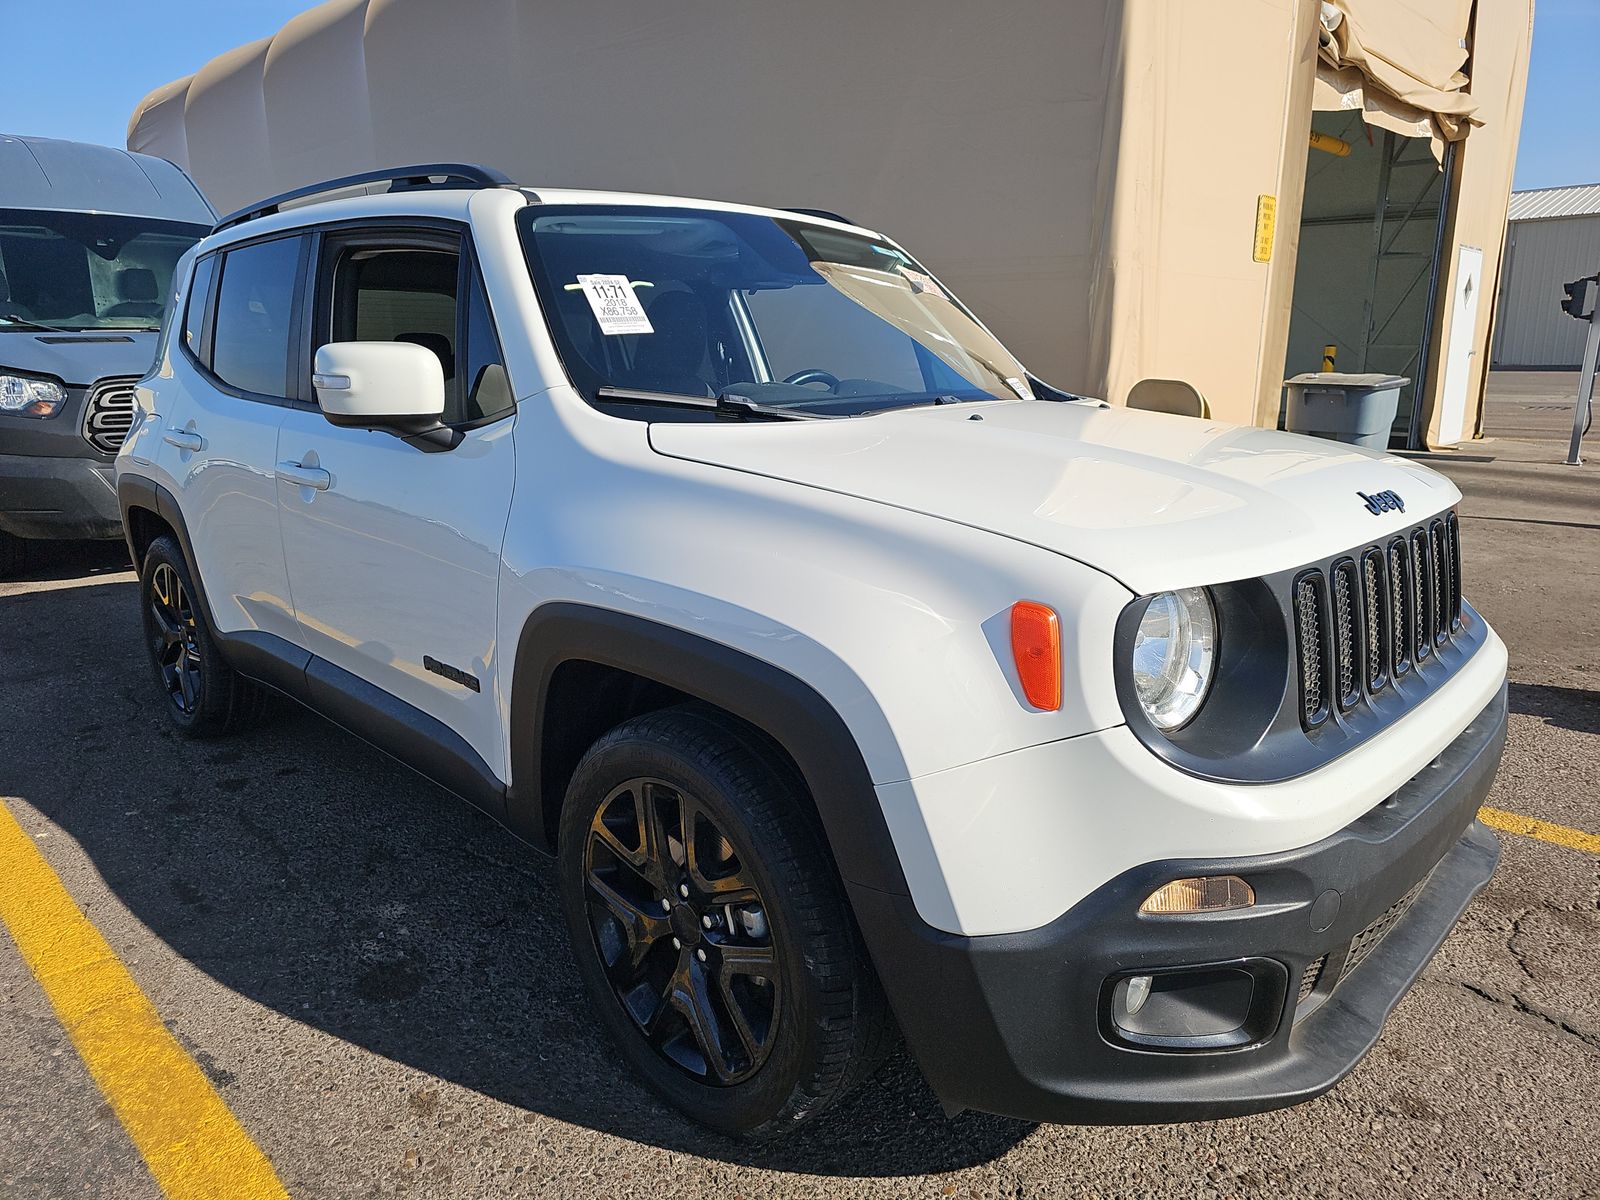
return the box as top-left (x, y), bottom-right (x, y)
top-left (117, 475), bottom-right (505, 819)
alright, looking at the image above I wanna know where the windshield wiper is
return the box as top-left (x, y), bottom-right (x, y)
top-left (595, 386), bottom-right (824, 421)
top-left (0, 315), bottom-right (78, 334)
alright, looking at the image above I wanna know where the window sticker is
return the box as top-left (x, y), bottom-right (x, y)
top-left (576, 274), bottom-right (654, 335)
top-left (899, 268), bottom-right (947, 301)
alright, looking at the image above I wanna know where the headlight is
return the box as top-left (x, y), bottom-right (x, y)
top-left (1131, 587), bottom-right (1217, 731)
top-left (0, 372), bottom-right (67, 417)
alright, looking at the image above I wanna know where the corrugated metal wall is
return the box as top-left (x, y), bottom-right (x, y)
top-left (1492, 215), bottom-right (1600, 367)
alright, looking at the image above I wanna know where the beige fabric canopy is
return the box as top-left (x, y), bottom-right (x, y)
top-left (1313, 0), bottom-right (1479, 159)
top-left (125, 0), bottom-right (1533, 446)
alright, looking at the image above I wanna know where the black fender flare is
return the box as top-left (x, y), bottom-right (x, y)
top-left (117, 473), bottom-right (218, 621)
top-left (507, 602), bottom-right (911, 897)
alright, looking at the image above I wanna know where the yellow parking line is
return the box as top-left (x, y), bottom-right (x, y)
top-left (0, 801), bottom-right (289, 1200)
top-left (1480, 805), bottom-right (1600, 855)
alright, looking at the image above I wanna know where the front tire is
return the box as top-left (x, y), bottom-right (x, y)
top-left (138, 535), bottom-right (267, 737)
top-left (557, 704), bottom-right (891, 1138)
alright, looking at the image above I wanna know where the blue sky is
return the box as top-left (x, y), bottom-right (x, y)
top-left (4, 0), bottom-right (1595, 193)
top-left (1510, 0), bottom-right (1600, 190)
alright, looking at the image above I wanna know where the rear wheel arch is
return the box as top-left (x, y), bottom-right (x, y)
top-left (123, 502), bottom-right (171, 569)
top-left (117, 474), bottom-right (218, 627)
top-left (506, 603), bottom-right (910, 898)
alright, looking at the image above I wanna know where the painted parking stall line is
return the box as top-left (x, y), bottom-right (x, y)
top-left (1479, 805), bottom-right (1600, 855)
top-left (0, 800), bottom-right (290, 1200)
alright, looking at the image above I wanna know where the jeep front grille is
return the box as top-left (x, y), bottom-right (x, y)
top-left (1330, 560), bottom-right (1359, 710)
top-left (1445, 513), bottom-right (1462, 630)
top-left (1360, 549), bottom-right (1387, 692)
top-left (1292, 574), bottom-right (1325, 724)
top-left (82, 377), bottom-right (140, 454)
top-left (1387, 540), bottom-right (1410, 677)
top-left (1292, 515), bottom-right (1465, 730)
top-left (1410, 531), bottom-right (1431, 663)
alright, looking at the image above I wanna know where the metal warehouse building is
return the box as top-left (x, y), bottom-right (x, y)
top-left (128, 0), bottom-right (1534, 449)
top-left (1491, 184), bottom-right (1600, 369)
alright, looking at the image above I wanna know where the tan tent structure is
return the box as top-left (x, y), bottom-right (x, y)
top-left (128, 0), bottom-right (1533, 448)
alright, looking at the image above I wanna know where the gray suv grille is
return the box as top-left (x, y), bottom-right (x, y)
top-left (82, 378), bottom-right (140, 454)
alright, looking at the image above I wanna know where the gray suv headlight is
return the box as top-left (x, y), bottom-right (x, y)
top-left (1131, 587), bottom-right (1217, 731)
top-left (0, 371), bottom-right (66, 417)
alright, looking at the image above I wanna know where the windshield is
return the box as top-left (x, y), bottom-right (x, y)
top-left (0, 209), bottom-right (209, 332)
top-left (518, 205), bottom-right (1033, 417)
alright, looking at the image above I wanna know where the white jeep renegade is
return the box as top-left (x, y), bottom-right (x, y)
top-left (116, 165), bottom-right (1508, 1137)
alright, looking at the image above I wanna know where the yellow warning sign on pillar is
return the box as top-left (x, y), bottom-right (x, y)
top-left (1253, 195), bottom-right (1277, 264)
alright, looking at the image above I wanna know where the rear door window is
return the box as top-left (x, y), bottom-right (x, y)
top-left (210, 237), bottom-right (303, 399)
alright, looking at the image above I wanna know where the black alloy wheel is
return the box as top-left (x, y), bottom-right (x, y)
top-left (137, 534), bottom-right (269, 737)
top-left (557, 704), bottom-right (893, 1137)
top-left (583, 776), bottom-right (780, 1086)
top-left (148, 560), bottom-right (202, 714)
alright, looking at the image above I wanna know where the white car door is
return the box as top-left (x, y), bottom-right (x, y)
top-left (275, 228), bottom-right (516, 781)
top-left (163, 236), bottom-right (303, 644)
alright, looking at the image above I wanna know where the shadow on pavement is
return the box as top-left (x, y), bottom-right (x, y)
top-left (1508, 681), bottom-right (1600, 736)
top-left (0, 566), bottom-right (1034, 1176)
top-left (2, 538), bottom-right (130, 584)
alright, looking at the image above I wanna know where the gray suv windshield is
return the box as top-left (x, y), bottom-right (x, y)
top-left (0, 209), bottom-right (209, 332)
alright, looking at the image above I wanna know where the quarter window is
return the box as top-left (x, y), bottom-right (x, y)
top-left (460, 268), bottom-right (512, 422)
top-left (182, 254), bottom-right (217, 360)
top-left (210, 237), bottom-right (302, 398)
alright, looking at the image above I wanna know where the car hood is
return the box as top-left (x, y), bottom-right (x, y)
top-left (0, 331), bottom-right (158, 387)
top-left (648, 400), bottom-right (1461, 594)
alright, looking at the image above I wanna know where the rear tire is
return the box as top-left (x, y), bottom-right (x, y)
top-left (557, 703), bottom-right (892, 1138)
top-left (0, 530), bottom-right (23, 578)
top-left (138, 535), bottom-right (269, 737)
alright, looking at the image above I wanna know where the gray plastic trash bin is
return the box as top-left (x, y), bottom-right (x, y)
top-left (1283, 373), bottom-right (1408, 450)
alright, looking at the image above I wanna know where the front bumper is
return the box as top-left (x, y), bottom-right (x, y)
top-left (850, 682), bottom-right (1507, 1124)
top-left (0, 451), bottom-right (122, 540)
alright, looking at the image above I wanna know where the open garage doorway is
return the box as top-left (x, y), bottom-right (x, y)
top-left (1284, 112), bottom-right (1453, 448)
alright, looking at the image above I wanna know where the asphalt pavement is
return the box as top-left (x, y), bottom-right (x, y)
top-left (1, 373), bottom-right (1595, 1198)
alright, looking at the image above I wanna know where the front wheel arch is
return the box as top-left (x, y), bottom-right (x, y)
top-left (506, 603), bottom-right (909, 898)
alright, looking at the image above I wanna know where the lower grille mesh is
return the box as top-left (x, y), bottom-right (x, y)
top-left (1298, 956), bottom-right (1326, 1004)
top-left (1339, 872), bottom-right (1431, 985)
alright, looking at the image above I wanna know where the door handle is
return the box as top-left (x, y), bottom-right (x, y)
top-left (277, 460), bottom-right (332, 491)
top-left (163, 428), bottom-right (205, 452)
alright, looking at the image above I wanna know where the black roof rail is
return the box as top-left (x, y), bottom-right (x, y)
top-left (784, 207), bottom-right (856, 226)
top-left (212, 163), bottom-right (520, 233)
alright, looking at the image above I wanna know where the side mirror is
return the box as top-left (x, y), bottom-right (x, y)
top-left (313, 341), bottom-right (446, 437)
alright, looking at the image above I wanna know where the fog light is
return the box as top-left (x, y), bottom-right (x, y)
top-left (1122, 973), bottom-right (1153, 1016)
top-left (1110, 968), bottom-right (1257, 1041)
top-left (1140, 875), bottom-right (1255, 915)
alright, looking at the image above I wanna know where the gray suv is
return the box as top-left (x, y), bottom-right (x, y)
top-left (0, 133), bottom-right (212, 572)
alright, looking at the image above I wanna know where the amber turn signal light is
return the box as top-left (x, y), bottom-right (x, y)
top-left (1139, 876), bottom-right (1256, 915)
top-left (1010, 601), bottom-right (1061, 711)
